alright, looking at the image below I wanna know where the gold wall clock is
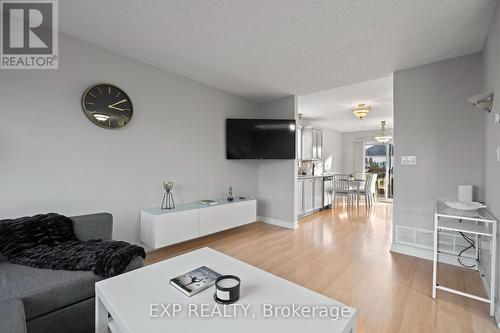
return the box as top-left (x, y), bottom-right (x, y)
top-left (81, 83), bottom-right (133, 129)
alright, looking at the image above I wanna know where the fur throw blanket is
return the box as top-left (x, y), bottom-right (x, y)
top-left (0, 213), bottom-right (145, 277)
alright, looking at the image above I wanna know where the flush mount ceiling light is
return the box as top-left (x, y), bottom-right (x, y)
top-left (351, 103), bottom-right (371, 120)
top-left (374, 121), bottom-right (392, 143)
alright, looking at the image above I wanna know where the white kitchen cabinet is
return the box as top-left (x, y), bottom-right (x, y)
top-left (303, 179), bottom-right (314, 213)
top-left (298, 176), bottom-right (327, 218)
top-left (313, 178), bottom-right (323, 210)
top-left (302, 129), bottom-right (312, 160)
top-left (297, 180), bottom-right (304, 216)
top-left (297, 126), bottom-right (303, 160)
top-left (315, 130), bottom-right (323, 159)
top-left (301, 127), bottom-right (323, 160)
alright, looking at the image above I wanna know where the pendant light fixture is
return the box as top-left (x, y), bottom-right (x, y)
top-left (351, 103), bottom-right (371, 120)
top-left (374, 121), bottom-right (392, 143)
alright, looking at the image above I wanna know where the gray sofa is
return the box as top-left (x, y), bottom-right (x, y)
top-left (0, 213), bottom-right (145, 333)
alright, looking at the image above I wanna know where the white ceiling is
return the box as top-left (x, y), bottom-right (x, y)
top-left (58, 0), bottom-right (497, 102)
top-left (298, 76), bottom-right (393, 132)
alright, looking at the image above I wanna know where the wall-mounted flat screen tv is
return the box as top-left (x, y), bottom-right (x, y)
top-left (226, 119), bottom-right (296, 159)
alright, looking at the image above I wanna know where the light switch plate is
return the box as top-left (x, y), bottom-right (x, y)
top-left (495, 113), bottom-right (500, 125)
top-left (401, 156), bottom-right (417, 165)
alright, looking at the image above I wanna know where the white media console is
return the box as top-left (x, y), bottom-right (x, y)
top-left (140, 198), bottom-right (257, 249)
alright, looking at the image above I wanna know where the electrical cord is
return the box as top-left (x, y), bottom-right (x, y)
top-left (457, 218), bottom-right (476, 268)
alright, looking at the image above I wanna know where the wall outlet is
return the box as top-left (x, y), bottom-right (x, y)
top-left (401, 156), bottom-right (417, 165)
top-left (497, 146), bottom-right (500, 162)
top-left (495, 112), bottom-right (500, 125)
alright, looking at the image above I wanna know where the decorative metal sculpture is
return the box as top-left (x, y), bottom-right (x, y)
top-left (161, 181), bottom-right (175, 210)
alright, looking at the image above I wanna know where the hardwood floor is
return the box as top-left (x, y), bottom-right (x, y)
top-left (146, 203), bottom-right (497, 332)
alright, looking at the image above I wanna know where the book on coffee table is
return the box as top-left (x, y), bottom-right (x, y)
top-left (197, 200), bottom-right (218, 206)
top-left (170, 266), bottom-right (221, 296)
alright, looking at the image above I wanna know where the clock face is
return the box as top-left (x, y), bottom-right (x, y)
top-left (82, 84), bottom-right (133, 129)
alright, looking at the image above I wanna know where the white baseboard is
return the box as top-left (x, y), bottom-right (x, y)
top-left (258, 216), bottom-right (298, 229)
top-left (390, 242), bottom-right (433, 260)
top-left (495, 304), bottom-right (500, 328)
top-left (390, 242), bottom-right (476, 268)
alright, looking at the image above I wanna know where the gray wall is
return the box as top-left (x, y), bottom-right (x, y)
top-left (322, 128), bottom-right (343, 173)
top-left (483, 0), bottom-right (500, 226)
top-left (342, 129), bottom-right (383, 174)
top-left (0, 33), bottom-right (261, 243)
top-left (257, 96), bottom-right (298, 226)
top-left (482, 1), bottom-right (500, 315)
top-left (393, 53), bottom-right (484, 232)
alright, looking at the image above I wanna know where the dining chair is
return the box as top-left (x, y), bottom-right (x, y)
top-left (377, 177), bottom-right (385, 196)
top-left (357, 173), bottom-right (375, 207)
top-left (355, 172), bottom-right (365, 180)
top-left (334, 173), bottom-right (350, 180)
top-left (369, 174), bottom-right (378, 206)
top-left (333, 178), bottom-right (355, 207)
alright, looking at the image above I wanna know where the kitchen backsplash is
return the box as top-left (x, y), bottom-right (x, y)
top-left (298, 160), bottom-right (325, 176)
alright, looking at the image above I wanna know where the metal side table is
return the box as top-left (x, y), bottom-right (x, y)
top-left (432, 200), bottom-right (497, 316)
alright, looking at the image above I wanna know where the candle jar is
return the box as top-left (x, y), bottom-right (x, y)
top-left (214, 275), bottom-right (241, 304)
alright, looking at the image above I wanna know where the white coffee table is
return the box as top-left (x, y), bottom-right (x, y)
top-left (95, 247), bottom-right (357, 333)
